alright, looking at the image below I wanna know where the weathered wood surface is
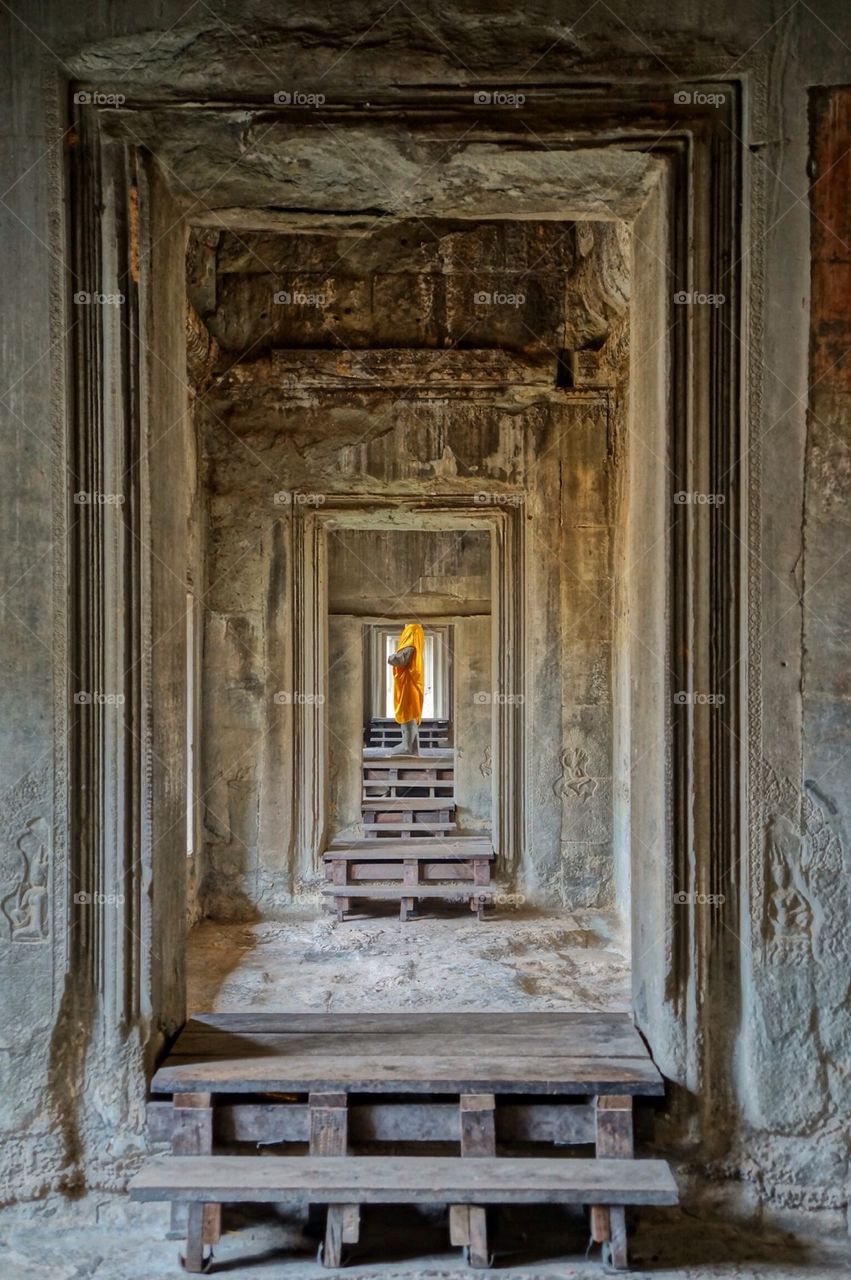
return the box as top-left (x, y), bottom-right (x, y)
top-left (363, 750), bottom-right (453, 763)
top-left (325, 839), bottom-right (493, 860)
top-left (360, 797), bottom-right (455, 811)
top-left (360, 822), bottom-right (457, 834)
top-left (130, 1155), bottom-right (679, 1205)
top-left (148, 1099), bottom-right (598, 1145)
top-left (321, 884), bottom-right (494, 900)
top-left (153, 1055), bottom-right (663, 1095)
top-left (172, 1010), bottom-right (649, 1050)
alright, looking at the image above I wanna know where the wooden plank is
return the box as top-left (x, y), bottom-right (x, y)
top-left (309, 1092), bottom-right (351, 1268)
top-left (172, 1012), bottom-right (650, 1057)
top-left (361, 823), bottom-right (457, 834)
top-left (152, 1055), bottom-right (664, 1096)
top-left (130, 1155), bottom-right (679, 1205)
top-left (459, 1091), bottom-right (496, 1266)
top-left (148, 1101), bottom-right (597, 1146)
top-left (342, 863), bottom-right (475, 882)
top-left (593, 1095), bottom-right (634, 1268)
top-left (321, 885), bottom-right (494, 900)
top-left (325, 842), bottom-right (492, 860)
top-left (159, 1028), bottom-right (645, 1061)
top-left (360, 797), bottom-right (456, 810)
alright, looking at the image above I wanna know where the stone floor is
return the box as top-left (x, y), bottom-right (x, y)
top-left (186, 905), bottom-right (633, 1013)
top-left (3, 907), bottom-right (846, 1278)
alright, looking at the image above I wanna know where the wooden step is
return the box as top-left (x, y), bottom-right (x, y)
top-left (326, 839), bottom-right (493, 860)
top-left (130, 1153), bottom-right (678, 1206)
top-left (363, 829), bottom-right (460, 839)
top-left (322, 885), bottom-right (494, 900)
top-left (150, 1011), bottom-right (667, 1096)
top-left (363, 797), bottom-right (455, 811)
top-left (363, 749), bottom-right (454, 763)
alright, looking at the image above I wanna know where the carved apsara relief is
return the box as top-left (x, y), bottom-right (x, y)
top-left (0, 766), bottom-right (52, 944)
top-left (755, 762), bottom-right (843, 966)
top-left (553, 747), bottom-right (598, 802)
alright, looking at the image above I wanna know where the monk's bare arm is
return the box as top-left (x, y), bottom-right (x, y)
top-left (388, 645), bottom-right (415, 669)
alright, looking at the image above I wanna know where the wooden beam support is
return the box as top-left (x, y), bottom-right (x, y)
top-left (457, 1092), bottom-right (496, 1268)
top-left (309, 1092), bottom-right (358, 1267)
top-left (591, 1094), bottom-right (633, 1269)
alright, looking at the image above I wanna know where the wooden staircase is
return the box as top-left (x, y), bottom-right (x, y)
top-left (365, 718), bottom-right (450, 749)
top-left (137, 1011), bottom-right (677, 1273)
top-left (323, 836), bottom-right (495, 920)
top-left (360, 749), bottom-right (456, 839)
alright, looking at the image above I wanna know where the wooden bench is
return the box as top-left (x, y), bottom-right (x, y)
top-left (148, 1012), bottom-right (668, 1271)
top-left (362, 749), bottom-right (456, 837)
top-left (130, 1153), bottom-right (678, 1271)
top-left (324, 836), bottom-right (494, 920)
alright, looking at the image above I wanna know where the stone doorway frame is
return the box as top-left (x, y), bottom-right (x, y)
top-left (65, 78), bottom-right (748, 1114)
top-left (291, 495), bottom-right (524, 880)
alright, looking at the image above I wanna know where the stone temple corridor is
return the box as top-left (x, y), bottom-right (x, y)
top-left (2, 3), bottom-right (851, 1279)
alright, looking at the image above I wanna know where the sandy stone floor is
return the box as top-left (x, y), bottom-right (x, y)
top-left (3, 907), bottom-right (846, 1278)
top-left (186, 905), bottom-right (632, 1013)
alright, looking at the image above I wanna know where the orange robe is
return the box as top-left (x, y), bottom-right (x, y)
top-left (392, 622), bottom-right (425, 725)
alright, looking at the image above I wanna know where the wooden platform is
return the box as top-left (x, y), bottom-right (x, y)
top-left (144, 1012), bottom-right (670, 1272)
top-left (325, 834), bottom-right (494, 920)
top-left (131, 1151), bottom-right (678, 1203)
top-left (152, 1012), bottom-right (664, 1096)
top-left (361, 747), bottom-right (456, 839)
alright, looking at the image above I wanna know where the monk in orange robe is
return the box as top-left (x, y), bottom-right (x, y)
top-left (387, 622), bottom-right (425, 755)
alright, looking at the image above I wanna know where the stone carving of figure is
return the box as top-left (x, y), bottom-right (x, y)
top-left (387, 622), bottom-right (425, 756)
top-left (2, 817), bottom-right (50, 942)
top-left (764, 813), bottom-right (811, 946)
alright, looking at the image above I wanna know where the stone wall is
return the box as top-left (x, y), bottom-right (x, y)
top-left (192, 219), bottom-right (628, 914)
top-left (326, 527), bottom-right (492, 838)
top-left (1, 0), bottom-right (849, 1227)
